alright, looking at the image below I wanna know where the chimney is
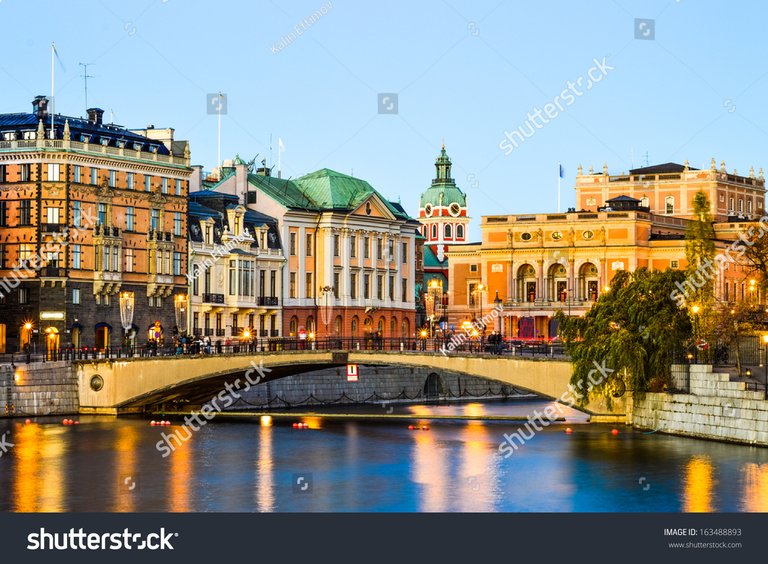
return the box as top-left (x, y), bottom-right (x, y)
top-left (32, 96), bottom-right (49, 120)
top-left (87, 107), bottom-right (104, 125)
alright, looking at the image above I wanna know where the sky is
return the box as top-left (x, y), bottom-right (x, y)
top-left (1, 0), bottom-right (767, 241)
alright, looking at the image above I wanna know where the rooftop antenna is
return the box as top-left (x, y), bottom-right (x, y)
top-left (643, 151), bottom-right (650, 167)
top-left (215, 92), bottom-right (225, 168)
top-left (109, 109), bottom-right (115, 124)
top-left (78, 62), bottom-right (94, 112)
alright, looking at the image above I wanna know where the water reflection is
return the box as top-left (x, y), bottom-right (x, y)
top-left (255, 425), bottom-right (274, 512)
top-left (113, 425), bottom-right (138, 512)
top-left (741, 462), bottom-right (768, 512)
top-left (169, 427), bottom-right (192, 512)
top-left (13, 424), bottom-right (68, 512)
top-left (683, 456), bottom-right (716, 512)
top-left (410, 424), bottom-right (448, 512)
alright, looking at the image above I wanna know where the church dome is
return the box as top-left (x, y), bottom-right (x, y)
top-left (419, 145), bottom-right (467, 209)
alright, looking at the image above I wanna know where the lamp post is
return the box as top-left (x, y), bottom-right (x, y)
top-left (119, 292), bottom-right (135, 353)
top-left (493, 290), bottom-right (503, 354)
top-left (319, 285), bottom-right (334, 343)
top-left (691, 304), bottom-right (700, 364)
top-left (763, 334), bottom-right (768, 400)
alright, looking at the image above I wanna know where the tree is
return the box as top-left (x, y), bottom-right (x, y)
top-left (684, 191), bottom-right (716, 305)
top-left (557, 268), bottom-right (692, 404)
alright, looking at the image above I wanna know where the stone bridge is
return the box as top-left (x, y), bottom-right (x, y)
top-left (75, 350), bottom-right (628, 421)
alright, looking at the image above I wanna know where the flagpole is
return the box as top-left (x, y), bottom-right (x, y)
top-left (557, 165), bottom-right (561, 213)
top-left (50, 42), bottom-right (55, 139)
top-left (278, 138), bottom-right (282, 179)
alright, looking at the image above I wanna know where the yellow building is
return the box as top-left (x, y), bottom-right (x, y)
top-left (447, 162), bottom-right (764, 340)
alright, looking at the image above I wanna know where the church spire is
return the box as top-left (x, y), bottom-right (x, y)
top-left (435, 145), bottom-right (452, 182)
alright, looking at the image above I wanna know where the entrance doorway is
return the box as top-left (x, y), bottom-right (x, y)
top-left (95, 323), bottom-right (111, 350)
top-left (424, 372), bottom-right (444, 401)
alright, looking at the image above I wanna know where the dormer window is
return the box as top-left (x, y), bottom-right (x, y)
top-left (133, 143), bottom-right (142, 151)
top-left (22, 131), bottom-right (35, 140)
top-left (81, 134), bottom-right (90, 143)
top-left (100, 137), bottom-right (109, 146)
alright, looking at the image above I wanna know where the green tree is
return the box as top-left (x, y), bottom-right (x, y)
top-left (557, 268), bottom-right (692, 404)
top-left (684, 191), bottom-right (716, 305)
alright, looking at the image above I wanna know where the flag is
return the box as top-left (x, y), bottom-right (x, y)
top-left (52, 43), bottom-right (66, 72)
top-left (278, 137), bottom-right (285, 151)
top-left (559, 164), bottom-right (564, 178)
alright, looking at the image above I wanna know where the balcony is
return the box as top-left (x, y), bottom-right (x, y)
top-left (93, 270), bottom-right (121, 295)
top-left (192, 328), bottom-right (203, 336)
top-left (202, 293), bottom-right (225, 304)
top-left (148, 230), bottom-right (173, 242)
top-left (270, 329), bottom-right (280, 337)
top-left (260, 329), bottom-right (269, 337)
top-left (215, 329), bottom-right (226, 337)
top-left (258, 296), bottom-right (279, 307)
top-left (204, 328), bottom-right (214, 336)
top-left (94, 224), bottom-right (121, 238)
top-left (41, 223), bottom-right (64, 234)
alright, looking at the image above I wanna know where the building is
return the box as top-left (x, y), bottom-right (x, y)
top-left (187, 169), bottom-right (284, 344)
top-left (190, 160), bottom-right (419, 341)
top-left (447, 161), bottom-right (763, 340)
top-left (416, 145), bottom-right (471, 333)
top-left (0, 96), bottom-right (191, 353)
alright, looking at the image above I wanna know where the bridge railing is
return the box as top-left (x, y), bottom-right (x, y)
top-left (0, 337), bottom-right (568, 365)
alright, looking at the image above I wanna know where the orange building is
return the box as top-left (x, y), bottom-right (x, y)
top-left (447, 162), bottom-right (763, 340)
top-left (0, 96), bottom-right (191, 353)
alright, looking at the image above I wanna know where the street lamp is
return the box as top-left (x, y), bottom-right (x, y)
top-left (691, 305), bottom-right (700, 364)
top-left (174, 294), bottom-right (188, 335)
top-left (119, 292), bottom-right (135, 351)
top-left (763, 334), bottom-right (768, 400)
top-left (319, 285), bottom-right (334, 340)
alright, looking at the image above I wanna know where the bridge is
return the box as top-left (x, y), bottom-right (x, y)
top-left (75, 349), bottom-right (628, 421)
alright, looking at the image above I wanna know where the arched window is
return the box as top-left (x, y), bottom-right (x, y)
top-left (401, 317), bottom-right (411, 337)
top-left (444, 224), bottom-right (452, 238)
top-left (431, 224), bottom-right (437, 239)
top-left (640, 196), bottom-right (649, 208)
top-left (289, 316), bottom-right (298, 336)
top-left (739, 198), bottom-right (744, 213)
top-left (729, 197), bottom-right (735, 212)
top-left (665, 196), bottom-right (674, 214)
top-left (456, 224), bottom-right (464, 239)
top-left (351, 316), bottom-right (359, 336)
top-left (748, 199), bottom-right (753, 214)
top-left (306, 316), bottom-right (315, 334)
top-left (390, 316), bottom-right (397, 337)
top-left (334, 315), bottom-right (343, 335)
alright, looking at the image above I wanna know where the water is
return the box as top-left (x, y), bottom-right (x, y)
top-left (1, 400), bottom-right (767, 512)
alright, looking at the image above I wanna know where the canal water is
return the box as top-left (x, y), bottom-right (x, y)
top-left (1, 399), bottom-right (767, 512)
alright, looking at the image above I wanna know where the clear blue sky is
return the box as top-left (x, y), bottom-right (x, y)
top-left (1, 0), bottom-right (765, 240)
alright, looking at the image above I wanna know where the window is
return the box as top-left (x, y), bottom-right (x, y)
top-left (306, 272), bottom-right (314, 298)
top-left (401, 278), bottom-right (408, 302)
top-left (376, 238), bottom-right (382, 260)
top-left (161, 178), bottom-right (169, 194)
top-left (259, 270), bottom-right (266, 298)
top-left (19, 200), bottom-right (31, 225)
top-left (20, 164), bottom-right (31, 182)
top-left (0, 244), bottom-right (4, 268)
top-left (72, 245), bottom-right (82, 269)
top-left (270, 270), bottom-right (276, 297)
top-left (164, 250), bottom-right (171, 276)
top-left (126, 207), bottom-right (135, 231)
top-left (290, 272), bottom-right (297, 298)
top-left (18, 243), bottom-right (34, 263)
top-left (333, 272), bottom-right (340, 298)
top-left (173, 252), bottom-right (182, 275)
top-left (73, 165), bottom-right (81, 183)
top-left (104, 246), bottom-right (111, 271)
top-left (192, 266), bottom-right (199, 295)
top-left (145, 176), bottom-right (151, 191)
top-left (377, 274), bottom-right (383, 300)
top-left (350, 272), bottom-right (358, 299)
top-left (97, 203), bottom-right (107, 225)
top-left (431, 224), bottom-right (437, 239)
top-left (306, 233), bottom-right (313, 256)
top-left (670, 260), bottom-right (679, 269)
top-left (174, 212), bottom-right (182, 236)
top-left (401, 242), bottom-right (408, 263)
top-left (290, 232), bottom-right (297, 255)
top-left (229, 260), bottom-right (237, 295)
top-left (72, 288), bottom-right (81, 305)
top-left (90, 168), bottom-right (98, 185)
top-left (748, 200), bottom-right (753, 214)
top-left (0, 201), bottom-right (5, 227)
top-left (388, 240), bottom-right (394, 260)
top-left (364, 274), bottom-right (371, 299)
top-left (232, 314), bottom-right (239, 333)
top-left (73, 201), bottom-right (82, 227)
top-left (445, 224), bottom-right (452, 238)
top-left (334, 234), bottom-right (340, 257)
top-left (665, 196), bottom-right (674, 214)
top-left (350, 235), bottom-right (357, 258)
top-left (127, 172), bottom-right (134, 190)
top-left (0, 164), bottom-right (5, 183)
top-left (46, 207), bottom-right (60, 225)
top-left (47, 163), bottom-right (61, 181)
top-left (125, 249), bottom-right (134, 272)
top-left (389, 275), bottom-right (395, 300)
top-left (150, 209), bottom-right (160, 231)
top-left (470, 264), bottom-right (478, 273)
top-left (364, 237), bottom-right (370, 259)
top-left (108, 170), bottom-right (116, 187)
top-left (175, 179), bottom-right (182, 196)
top-left (18, 288), bottom-right (28, 305)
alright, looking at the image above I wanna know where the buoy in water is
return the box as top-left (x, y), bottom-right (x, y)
top-left (611, 428), bottom-right (619, 436)
top-left (422, 426), bottom-right (430, 431)
top-left (150, 421), bottom-right (157, 426)
top-left (292, 423), bottom-right (299, 428)
top-left (565, 427), bottom-right (573, 434)
top-left (25, 419), bottom-right (31, 425)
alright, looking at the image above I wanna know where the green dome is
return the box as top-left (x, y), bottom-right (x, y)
top-left (419, 145), bottom-right (467, 208)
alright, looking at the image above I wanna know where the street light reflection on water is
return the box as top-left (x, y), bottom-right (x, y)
top-left (1, 400), bottom-right (768, 512)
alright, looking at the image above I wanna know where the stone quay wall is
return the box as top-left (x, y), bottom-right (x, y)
top-left (0, 361), bottom-right (78, 417)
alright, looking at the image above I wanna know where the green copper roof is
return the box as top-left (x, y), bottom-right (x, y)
top-left (248, 168), bottom-right (413, 221)
top-left (419, 146), bottom-right (467, 208)
top-left (423, 244), bottom-right (447, 267)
